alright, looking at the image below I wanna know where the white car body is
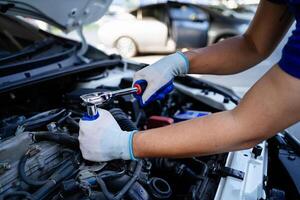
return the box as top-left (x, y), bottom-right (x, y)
top-left (98, 15), bottom-right (175, 53)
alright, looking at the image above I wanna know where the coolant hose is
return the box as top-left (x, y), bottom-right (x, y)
top-left (127, 182), bottom-right (150, 200)
top-left (109, 108), bottom-right (137, 131)
top-left (152, 158), bottom-right (203, 179)
top-left (31, 159), bottom-right (78, 200)
top-left (18, 152), bottom-right (49, 187)
top-left (32, 132), bottom-right (79, 150)
top-left (96, 161), bottom-right (143, 200)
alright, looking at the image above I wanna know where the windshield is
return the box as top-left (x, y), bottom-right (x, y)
top-left (0, 14), bottom-right (46, 57)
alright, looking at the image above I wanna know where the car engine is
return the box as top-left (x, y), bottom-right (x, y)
top-left (0, 63), bottom-right (248, 200)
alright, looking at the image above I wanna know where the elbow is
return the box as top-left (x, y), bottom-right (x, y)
top-left (259, 49), bottom-right (273, 61)
top-left (239, 138), bottom-right (263, 150)
top-left (229, 110), bottom-right (269, 150)
top-left (237, 129), bottom-right (272, 150)
top-left (242, 33), bottom-right (272, 61)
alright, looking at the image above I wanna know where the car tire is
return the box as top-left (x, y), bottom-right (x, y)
top-left (215, 35), bottom-right (234, 43)
top-left (115, 37), bottom-right (137, 58)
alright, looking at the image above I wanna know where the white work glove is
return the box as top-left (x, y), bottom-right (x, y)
top-left (133, 52), bottom-right (189, 106)
top-left (79, 109), bottom-right (136, 162)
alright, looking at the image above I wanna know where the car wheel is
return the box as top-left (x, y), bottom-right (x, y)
top-left (115, 37), bottom-right (137, 58)
top-left (215, 35), bottom-right (234, 43)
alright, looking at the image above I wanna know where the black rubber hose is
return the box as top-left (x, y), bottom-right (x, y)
top-left (109, 108), bottom-right (137, 131)
top-left (98, 170), bottom-right (126, 180)
top-left (66, 116), bottom-right (79, 129)
top-left (127, 182), bottom-right (150, 200)
top-left (56, 112), bottom-right (79, 130)
top-left (152, 158), bottom-right (203, 179)
top-left (89, 192), bottom-right (107, 199)
top-left (31, 159), bottom-right (78, 200)
top-left (18, 152), bottom-right (49, 187)
top-left (105, 174), bottom-right (131, 192)
top-left (56, 112), bottom-right (72, 125)
top-left (96, 161), bottom-right (143, 200)
top-left (1, 191), bottom-right (33, 200)
top-left (32, 132), bottom-right (79, 150)
top-left (192, 157), bottom-right (209, 176)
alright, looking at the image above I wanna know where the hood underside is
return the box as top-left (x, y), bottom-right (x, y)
top-left (0, 0), bottom-right (112, 32)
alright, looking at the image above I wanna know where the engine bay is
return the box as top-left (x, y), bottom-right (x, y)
top-left (0, 62), bottom-right (243, 200)
top-left (0, 108), bottom-right (228, 200)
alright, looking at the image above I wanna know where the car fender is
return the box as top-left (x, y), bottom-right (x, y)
top-left (208, 27), bottom-right (239, 45)
top-left (97, 18), bottom-right (168, 52)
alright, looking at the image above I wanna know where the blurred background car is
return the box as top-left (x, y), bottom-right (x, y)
top-left (97, 1), bottom-right (252, 57)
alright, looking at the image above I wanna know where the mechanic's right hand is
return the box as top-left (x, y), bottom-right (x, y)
top-left (133, 52), bottom-right (189, 106)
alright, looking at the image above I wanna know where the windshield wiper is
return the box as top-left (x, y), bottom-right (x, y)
top-left (0, 38), bottom-right (55, 65)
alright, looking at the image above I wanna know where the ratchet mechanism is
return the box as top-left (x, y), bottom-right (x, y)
top-left (80, 83), bottom-right (145, 117)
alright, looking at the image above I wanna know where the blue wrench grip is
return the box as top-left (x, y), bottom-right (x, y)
top-left (133, 79), bottom-right (174, 107)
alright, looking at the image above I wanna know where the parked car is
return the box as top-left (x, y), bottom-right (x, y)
top-left (0, 1), bottom-right (299, 200)
top-left (98, 1), bottom-right (252, 57)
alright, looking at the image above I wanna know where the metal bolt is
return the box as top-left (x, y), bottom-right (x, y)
top-left (223, 97), bottom-right (229, 104)
top-left (69, 8), bottom-right (77, 17)
top-left (47, 122), bottom-right (57, 132)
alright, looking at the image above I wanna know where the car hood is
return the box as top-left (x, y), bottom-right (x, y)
top-left (0, 0), bottom-right (112, 32)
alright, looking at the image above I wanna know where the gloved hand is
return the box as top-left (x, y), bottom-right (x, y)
top-left (133, 52), bottom-right (189, 106)
top-left (79, 109), bottom-right (136, 162)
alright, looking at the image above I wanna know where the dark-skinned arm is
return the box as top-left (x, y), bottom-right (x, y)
top-left (185, 0), bottom-right (294, 75)
top-left (132, 1), bottom-right (299, 158)
top-left (133, 65), bottom-right (300, 157)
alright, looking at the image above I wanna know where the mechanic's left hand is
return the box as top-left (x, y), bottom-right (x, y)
top-left (79, 109), bottom-right (136, 162)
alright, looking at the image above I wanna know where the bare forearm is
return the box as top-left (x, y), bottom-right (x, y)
top-left (184, 35), bottom-right (265, 75)
top-left (133, 111), bottom-right (246, 158)
top-left (184, 0), bottom-right (293, 75)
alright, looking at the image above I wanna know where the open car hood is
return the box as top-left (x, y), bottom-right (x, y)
top-left (0, 0), bottom-right (112, 32)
